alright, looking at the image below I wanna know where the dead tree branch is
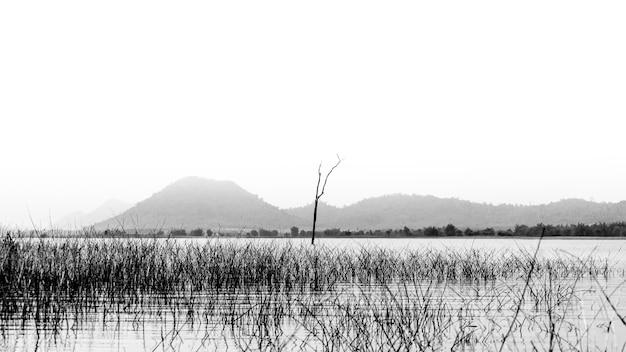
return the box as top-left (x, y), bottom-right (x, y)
top-left (312, 154), bottom-right (343, 245)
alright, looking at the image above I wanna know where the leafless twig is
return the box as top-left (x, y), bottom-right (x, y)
top-left (311, 154), bottom-right (343, 245)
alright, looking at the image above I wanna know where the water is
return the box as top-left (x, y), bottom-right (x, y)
top-left (199, 237), bottom-right (626, 269)
top-left (207, 236), bottom-right (626, 259)
top-left (2, 238), bottom-right (625, 351)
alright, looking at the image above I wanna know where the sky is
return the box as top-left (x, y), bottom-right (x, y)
top-left (1, 1), bottom-right (625, 228)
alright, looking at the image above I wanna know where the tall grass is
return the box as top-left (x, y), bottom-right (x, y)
top-left (1, 236), bottom-right (624, 351)
top-left (1, 237), bottom-right (616, 295)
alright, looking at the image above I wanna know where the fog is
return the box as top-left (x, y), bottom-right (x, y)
top-left (1, 1), bottom-right (625, 227)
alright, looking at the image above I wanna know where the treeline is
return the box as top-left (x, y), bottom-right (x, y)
top-left (308, 222), bottom-right (626, 237)
top-left (159, 222), bottom-right (626, 238)
top-left (276, 222), bottom-right (626, 238)
top-left (9, 222), bottom-right (626, 238)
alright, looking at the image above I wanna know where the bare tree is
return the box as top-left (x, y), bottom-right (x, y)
top-left (311, 154), bottom-right (343, 245)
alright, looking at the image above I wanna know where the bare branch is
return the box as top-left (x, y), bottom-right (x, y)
top-left (315, 161), bottom-right (323, 200)
top-left (319, 154), bottom-right (343, 198)
top-left (311, 155), bottom-right (343, 245)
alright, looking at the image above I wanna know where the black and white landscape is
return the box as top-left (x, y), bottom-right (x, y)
top-left (1, 1), bottom-right (625, 351)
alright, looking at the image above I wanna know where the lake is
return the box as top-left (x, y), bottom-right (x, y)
top-left (1, 237), bottom-right (625, 351)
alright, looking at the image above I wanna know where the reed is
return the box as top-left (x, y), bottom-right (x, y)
top-left (1, 235), bottom-right (624, 351)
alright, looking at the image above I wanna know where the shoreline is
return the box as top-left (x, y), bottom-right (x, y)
top-left (10, 234), bottom-right (626, 240)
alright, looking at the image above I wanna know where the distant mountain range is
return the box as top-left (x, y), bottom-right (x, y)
top-left (285, 196), bottom-right (626, 230)
top-left (56, 199), bottom-right (133, 229)
top-left (92, 176), bottom-right (626, 231)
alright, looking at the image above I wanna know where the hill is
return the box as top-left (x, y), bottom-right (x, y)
top-left (284, 195), bottom-right (626, 230)
top-left (93, 177), bottom-right (626, 232)
top-left (56, 199), bottom-right (133, 229)
top-left (94, 177), bottom-right (301, 231)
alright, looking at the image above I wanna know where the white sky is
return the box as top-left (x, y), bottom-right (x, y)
top-left (1, 1), bottom-right (625, 228)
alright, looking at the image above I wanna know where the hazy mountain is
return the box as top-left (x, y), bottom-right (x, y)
top-left (283, 201), bottom-right (342, 228)
top-left (56, 199), bottom-right (133, 229)
top-left (284, 195), bottom-right (626, 230)
top-left (95, 177), bottom-right (301, 231)
top-left (93, 177), bottom-right (626, 232)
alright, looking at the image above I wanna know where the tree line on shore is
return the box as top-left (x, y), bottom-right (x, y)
top-left (271, 222), bottom-right (626, 238)
top-left (6, 221), bottom-right (626, 238)
top-left (122, 221), bottom-right (626, 238)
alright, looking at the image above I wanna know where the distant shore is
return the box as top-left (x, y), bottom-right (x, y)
top-left (6, 222), bottom-right (626, 239)
top-left (8, 234), bottom-right (626, 240)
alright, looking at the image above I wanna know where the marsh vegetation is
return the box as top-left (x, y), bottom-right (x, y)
top-left (1, 235), bottom-right (625, 351)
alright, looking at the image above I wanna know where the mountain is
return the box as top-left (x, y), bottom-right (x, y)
top-left (93, 176), bottom-right (626, 232)
top-left (56, 199), bottom-right (133, 229)
top-left (94, 177), bottom-right (301, 231)
top-left (284, 201), bottom-right (342, 228)
top-left (284, 195), bottom-right (626, 230)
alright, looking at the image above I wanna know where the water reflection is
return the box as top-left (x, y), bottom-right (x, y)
top-left (2, 278), bottom-right (625, 351)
